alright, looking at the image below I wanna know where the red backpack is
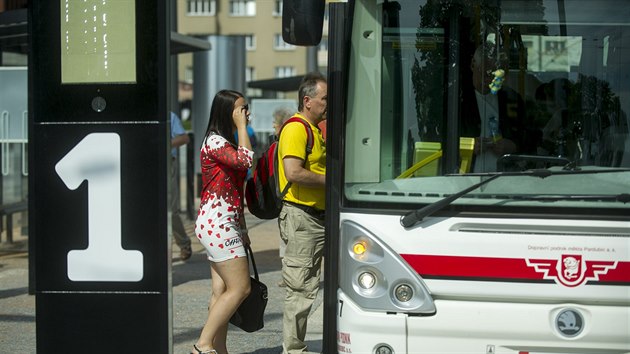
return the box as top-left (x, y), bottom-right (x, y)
top-left (245, 117), bottom-right (314, 219)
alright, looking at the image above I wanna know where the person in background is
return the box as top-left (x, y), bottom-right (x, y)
top-left (535, 78), bottom-right (573, 156)
top-left (271, 106), bottom-right (295, 287)
top-left (273, 106), bottom-right (295, 137)
top-left (190, 90), bottom-right (254, 354)
top-left (247, 125), bottom-right (258, 150)
top-left (235, 118), bottom-right (258, 179)
top-left (277, 72), bottom-right (327, 354)
top-left (318, 120), bottom-right (327, 141)
top-left (171, 111), bottom-right (193, 261)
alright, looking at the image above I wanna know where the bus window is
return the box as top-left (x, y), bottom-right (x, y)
top-left (344, 0), bottom-right (630, 212)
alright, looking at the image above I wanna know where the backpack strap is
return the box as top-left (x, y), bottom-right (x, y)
top-left (277, 116), bottom-right (316, 198)
top-left (278, 116), bottom-right (315, 159)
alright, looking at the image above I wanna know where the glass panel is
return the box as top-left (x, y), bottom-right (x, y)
top-left (344, 0), bottom-right (630, 211)
top-left (0, 67), bottom-right (28, 205)
top-left (0, 67), bottom-right (28, 240)
top-left (2, 143), bottom-right (28, 204)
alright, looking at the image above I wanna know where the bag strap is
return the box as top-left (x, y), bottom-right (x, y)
top-left (245, 244), bottom-right (259, 281)
top-left (278, 116), bottom-right (315, 154)
top-left (277, 117), bottom-right (316, 198)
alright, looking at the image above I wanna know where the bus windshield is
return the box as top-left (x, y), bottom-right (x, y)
top-left (343, 0), bottom-right (630, 212)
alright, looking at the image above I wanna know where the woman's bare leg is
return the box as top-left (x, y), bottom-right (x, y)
top-left (194, 257), bottom-right (250, 354)
top-left (208, 266), bottom-right (230, 353)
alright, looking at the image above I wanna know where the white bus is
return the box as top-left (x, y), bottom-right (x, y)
top-left (283, 1), bottom-right (630, 353)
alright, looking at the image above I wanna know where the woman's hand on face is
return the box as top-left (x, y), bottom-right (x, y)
top-left (233, 104), bottom-right (248, 129)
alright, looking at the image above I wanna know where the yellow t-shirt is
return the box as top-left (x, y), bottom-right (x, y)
top-left (277, 113), bottom-right (326, 210)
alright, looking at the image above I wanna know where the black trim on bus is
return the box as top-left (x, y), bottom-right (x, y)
top-left (444, 7), bottom-right (462, 174)
top-left (323, 1), bottom-right (352, 353)
top-left (589, 281), bottom-right (630, 286)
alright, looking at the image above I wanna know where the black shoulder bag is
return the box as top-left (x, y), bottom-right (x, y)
top-left (229, 244), bottom-right (268, 332)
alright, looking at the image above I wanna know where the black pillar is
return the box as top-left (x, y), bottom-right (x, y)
top-left (28, 1), bottom-right (171, 353)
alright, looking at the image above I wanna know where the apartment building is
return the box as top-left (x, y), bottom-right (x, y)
top-left (177, 0), bottom-right (328, 100)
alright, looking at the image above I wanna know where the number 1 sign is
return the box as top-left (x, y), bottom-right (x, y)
top-left (56, 133), bottom-right (143, 282)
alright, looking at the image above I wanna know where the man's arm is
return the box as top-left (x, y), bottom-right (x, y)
top-left (283, 156), bottom-right (325, 188)
top-left (171, 133), bottom-right (190, 148)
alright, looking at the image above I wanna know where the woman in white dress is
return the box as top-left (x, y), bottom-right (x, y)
top-left (191, 90), bottom-right (254, 354)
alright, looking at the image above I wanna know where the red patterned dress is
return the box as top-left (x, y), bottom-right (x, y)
top-left (195, 134), bottom-right (253, 262)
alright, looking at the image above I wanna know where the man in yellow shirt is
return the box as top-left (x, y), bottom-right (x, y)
top-left (277, 72), bottom-right (327, 354)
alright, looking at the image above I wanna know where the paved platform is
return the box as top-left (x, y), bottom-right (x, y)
top-left (0, 210), bottom-right (324, 354)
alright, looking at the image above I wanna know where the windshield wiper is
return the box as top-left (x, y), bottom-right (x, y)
top-left (400, 169), bottom-right (553, 228)
top-left (508, 193), bottom-right (630, 203)
top-left (399, 167), bottom-right (630, 228)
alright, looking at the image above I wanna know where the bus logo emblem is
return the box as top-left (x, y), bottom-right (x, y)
top-left (561, 255), bottom-right (582, 282)
top-left (526, 255), bottom-right (617, 287)
top-left (556, 308), bottom-right (584, 337)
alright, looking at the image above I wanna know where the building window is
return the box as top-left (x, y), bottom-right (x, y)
top-left (184, 66), bottom-right (194, 84)
top-left (273, 0), bottom-right (283, 16)
top-left (187, 0), bottom-right (216, 16)
top-left (229, 0), bottom-right (256, 16)
top-left (246, 67), bottom-right (256, 82)
top-left (274, 34), bottom-right (295, 51)
top-left (245, 35), bottom-right (256, 51)
top-left (275, 66), bottom-right (295, 78)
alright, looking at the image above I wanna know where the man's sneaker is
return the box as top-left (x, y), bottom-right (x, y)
top-left (180, 246), bottom-right (192, 261)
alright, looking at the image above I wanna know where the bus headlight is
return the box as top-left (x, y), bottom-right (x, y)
top-left (340, 220), bottom-right (436, 314)
top-left (353, 241), bottom-right (367, 256)
top-left (358, 271), bottom-right (376, 289)
top-left (394, 284), bottom-right (413, 302)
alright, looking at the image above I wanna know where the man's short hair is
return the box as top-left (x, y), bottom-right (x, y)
top-left (298, 71), bottom-right (326, 111)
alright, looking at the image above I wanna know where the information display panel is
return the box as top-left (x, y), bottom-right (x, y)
top-left (31, 0), bottom-right (162, 123)
top-left (61, 0), bottom-right (137, 84)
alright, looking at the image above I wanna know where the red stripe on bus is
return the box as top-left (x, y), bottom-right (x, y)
top-left (400, 254), bottom-right (630, 283)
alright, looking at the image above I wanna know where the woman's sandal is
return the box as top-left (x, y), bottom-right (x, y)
top-left (190, 344), bottom-right (218, 354)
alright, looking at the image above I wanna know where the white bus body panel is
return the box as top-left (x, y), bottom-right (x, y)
top-left (337, 212), bottom-right (630, 353)
top-left (338, 291), bottom-right (630, 353)
top-left (337, 290), bottom-right (407, 353)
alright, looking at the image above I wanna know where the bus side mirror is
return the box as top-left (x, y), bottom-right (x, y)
top-left (282, 0), bottom-right (325, 46)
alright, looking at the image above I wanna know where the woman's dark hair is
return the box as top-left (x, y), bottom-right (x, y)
top-left (205, 89), bottom-right (243, 145)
